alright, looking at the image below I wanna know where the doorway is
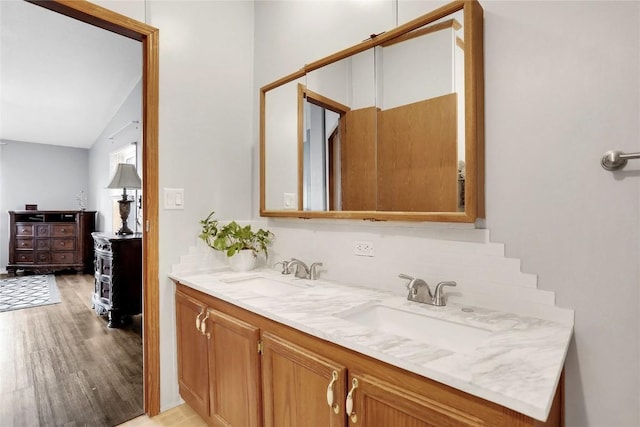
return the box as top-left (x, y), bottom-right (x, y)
top-left (25, 0), bottom-right (160, 416)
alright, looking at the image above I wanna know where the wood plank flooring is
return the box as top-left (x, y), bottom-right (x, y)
top-left (0, 273), bottom-right (143, 426)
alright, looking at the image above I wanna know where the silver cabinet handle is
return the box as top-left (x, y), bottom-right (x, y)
top-left (345, 378), bottom-right (359, 423)
top-left (326, 370), bottom-right (339, 414)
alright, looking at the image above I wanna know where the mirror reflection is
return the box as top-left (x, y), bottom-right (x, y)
top-left (299, 12), bottom-right (464, 213)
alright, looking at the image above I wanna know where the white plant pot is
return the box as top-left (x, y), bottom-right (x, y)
top-left (229, 249), bottom-right (257, 272)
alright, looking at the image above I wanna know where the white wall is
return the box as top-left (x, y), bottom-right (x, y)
top-left (254, 1), bottom-right (640, 426)
top-left (99, 0), bottom-right (639, 424)
top-left (88, 79), bottom-right (143, 232)
top-left (147, 0), bottom-right (255, 410)
top-left (0, 141), bottom-right (90, 270)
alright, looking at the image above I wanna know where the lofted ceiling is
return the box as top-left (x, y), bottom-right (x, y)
top-left (0, 0), bottom-right (142, 149)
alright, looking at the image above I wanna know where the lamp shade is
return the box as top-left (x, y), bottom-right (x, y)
top-left (107, 163), bottom-right (142, 190)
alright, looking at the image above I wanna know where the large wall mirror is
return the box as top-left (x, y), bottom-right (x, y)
top-left (260, 0), bottom-right (484, 222)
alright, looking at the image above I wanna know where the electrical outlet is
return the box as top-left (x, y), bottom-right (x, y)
top-left (353, 240), bottom-right (375, 257)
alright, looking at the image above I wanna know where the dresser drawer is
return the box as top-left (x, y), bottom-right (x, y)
top-left (36, 224), bottom-right (50, 237)
top-left (53, 224), bottom-right (76, 237)
top-left (52, 238), bottom-right (76, 251)
top-left (36, 252), bottom-right (51, 263)
top-left (14, 252), bottom-right (34, 263)
top-left (51, 252), bottom-right (75, 264)
top-left (36, 239), bottom-right (51, 250)
top-left (16, 238), bottom-right (33, 250)
top-left (15, 224), bottom-right (34, 236)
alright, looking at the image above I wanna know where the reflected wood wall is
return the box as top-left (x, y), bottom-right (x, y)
top-left (341, 107), bottom-right (378, 211)
top-left (337, 94), bottom-right (458, 212)
top-left (377, 93), bottom-right (458, 212)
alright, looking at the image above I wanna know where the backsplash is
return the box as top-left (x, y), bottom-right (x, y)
top-left (172, 219), bottom-right (573, 326)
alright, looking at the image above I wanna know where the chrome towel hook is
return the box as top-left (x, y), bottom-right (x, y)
top-left (601, 150), bottom-right (640, 171)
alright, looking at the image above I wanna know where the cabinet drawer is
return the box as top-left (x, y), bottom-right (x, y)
top-left (51, 252), bottom-right (75, 264)
top-left (96, 257), bottom-right (112, 276)
top-left (36, 225), bottom-right (50, 237)
top-left (52, 238), bottom-right (75, 251)
top-left (36, 239), bottom-right (51, 250)
top-left (36, 252), bottom-right (51, 263)
top-left (16, 238), bottom-right (33, 250)
top-left (15, 224), bottom-right (34, 236)
top-left (14, 252), bottom-right (34, 263)
top-left (53, 224), bottom-right (76, 237)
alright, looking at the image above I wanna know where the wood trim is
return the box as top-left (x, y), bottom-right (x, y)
top-left (260, 89), bottom-right (267, 214)
top-left (259, 209), bottom-right (475, 223)
top-left (297, 84), bottom-right (305, 211)
top-left (260, 69), bottom-right (306, 93)
top-left (456, 36), bottom-right (465, 50)
top-left (302, 86), bottom-right (351, 115)
top-left (466, 0), bottom-right (485, 219)
top-left (380, 18), bottom-right (462, 48)
top-left (304, 1), bottom-right (466, 73)
top-left (27, 0), bottom-right (161, 416)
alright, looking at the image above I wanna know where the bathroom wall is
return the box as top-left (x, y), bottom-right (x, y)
top-left (97, 0), bottom-right (639, 424)
top-left (253, 1), bottom-right (640, 426)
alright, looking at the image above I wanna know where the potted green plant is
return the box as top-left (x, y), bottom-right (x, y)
top-left (199, 211), bottom-right (274, 271)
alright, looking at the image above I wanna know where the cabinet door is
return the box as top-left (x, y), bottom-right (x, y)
top-left (262, 331), bottom-right (347, 427)
top-left (347, 372), bottom-right (487, 427)
top-left (175, 291), bottom-right (210, 420)
top-left (205, 308), bottom-right (261, 427)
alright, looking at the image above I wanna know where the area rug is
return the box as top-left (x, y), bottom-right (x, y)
top-left (0, 274), bottom-right (61, 312)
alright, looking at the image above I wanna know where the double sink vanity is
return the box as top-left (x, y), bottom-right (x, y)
top-left (170, 267), bottom-right (572, 426)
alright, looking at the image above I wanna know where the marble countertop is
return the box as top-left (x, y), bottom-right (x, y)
top-left (169, 268), bottom-right (573, 422)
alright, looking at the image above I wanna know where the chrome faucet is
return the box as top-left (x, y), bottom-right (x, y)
top-left (287, 258), bottom-right (309, 278)
top-left (309, 262), bottom-right (323, 280)
top-left (399, 274), bottom-right (456, 307)
top-left (278, 258), bottom-right (323, 280)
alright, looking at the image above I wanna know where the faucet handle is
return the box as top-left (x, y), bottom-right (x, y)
top-left (432, 281), bottom-right (457, 306)
top-left (274, 260), bottom-right (291, 275)
top-left (309, 262), bottom-right (323, 280)
top-left (398, 274), bottom-right (415, 289)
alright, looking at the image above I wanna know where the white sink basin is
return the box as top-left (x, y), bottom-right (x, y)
top-left (220, 275), bottom-right (306, 297)
top-left (338, 304), bottom-right (490, 353)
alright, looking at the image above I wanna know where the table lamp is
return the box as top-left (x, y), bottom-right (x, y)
top-left (107, 163), bottom-right (142, 235)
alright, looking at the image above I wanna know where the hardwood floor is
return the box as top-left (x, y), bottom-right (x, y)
top-left (117, 404), bottom-right (207, 427)
top-left (0, 273), bottom-right (143, 426)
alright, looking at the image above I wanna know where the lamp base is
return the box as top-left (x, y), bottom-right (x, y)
top-left (116, 198), bottom-right (134, 235)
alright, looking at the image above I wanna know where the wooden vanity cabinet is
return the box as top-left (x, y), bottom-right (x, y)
top-left (261, 331), bottom-right (347, 427)
top-left (175, 284), bottom-right (562, 427)
top-left (176, 291), bottom-right (210, 418)
top-left (175, 290), bottom-right (261, 426)
top-left (206, 308), bottom-right (261, 426)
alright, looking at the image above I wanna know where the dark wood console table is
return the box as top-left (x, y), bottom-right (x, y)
top-left (91, 232), bottom-right (142, 328)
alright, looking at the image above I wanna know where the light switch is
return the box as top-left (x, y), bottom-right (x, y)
top-left (164, 188), bottom-right (185, 210)
top-left (283, 193), bottom-right (296, 209)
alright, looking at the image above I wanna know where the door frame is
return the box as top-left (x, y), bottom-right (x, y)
top-left (27, 0), bottom-right (160, 416)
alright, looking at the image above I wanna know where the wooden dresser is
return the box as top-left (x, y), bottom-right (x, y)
top-left (7, 210), bottom-right (96, 275)
top-left (91, 232), bottom-right (142, 328)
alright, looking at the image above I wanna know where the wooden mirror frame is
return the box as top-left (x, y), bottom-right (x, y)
top-left (260, 0), bottom-right (484, 223)
top-left (27, 0), bottom-right (160, 415)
